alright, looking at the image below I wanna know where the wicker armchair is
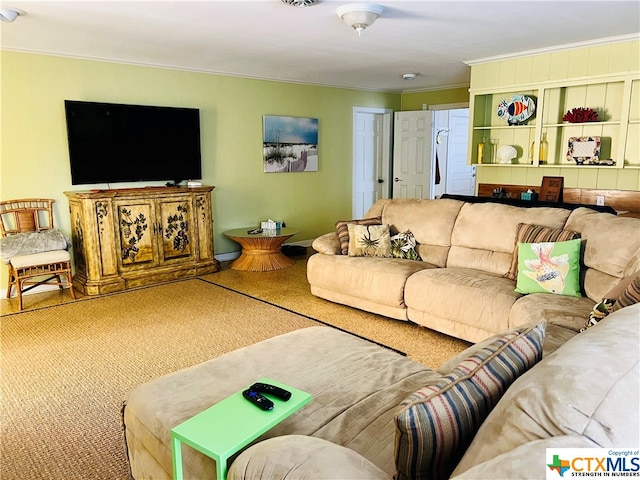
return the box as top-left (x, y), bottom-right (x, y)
top-left (0, 199), bottom-right (75, 310)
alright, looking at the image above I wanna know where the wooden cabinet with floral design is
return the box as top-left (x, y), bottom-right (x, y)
top-left (65, 186), bottom-right (218, 295)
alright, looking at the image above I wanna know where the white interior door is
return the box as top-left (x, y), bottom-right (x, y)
top-left (393, 110), bottom-right (433, 199)
top-left (445, 109), bottom-right (475, 196)
top-left (353, 108), bottom-right (392, 218)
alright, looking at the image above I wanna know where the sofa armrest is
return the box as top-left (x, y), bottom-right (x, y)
top-left (228, 435), bottom-right (389, 480)
top-left (311, 232), bottom-right (341, 255)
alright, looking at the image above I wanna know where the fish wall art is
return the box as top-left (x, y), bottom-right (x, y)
top-left (497, 95), bottom-right (536, 126)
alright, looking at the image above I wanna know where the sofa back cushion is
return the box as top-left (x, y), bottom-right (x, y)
top-left (372, 198), bottom-right (464, 267)
top-left (447, 203), bottom-right (572, 275)
top-left (564, 208), bottom-right (640, 301)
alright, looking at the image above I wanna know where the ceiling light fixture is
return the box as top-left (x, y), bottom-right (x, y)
top-left (282, 0), bottom-right (317, 7)
top-left (0, 7), bottom-right (25, 22)
top-left (402, 73), bottom-right (417, 80)
top-left (336, 4), bottom-right (384, 36)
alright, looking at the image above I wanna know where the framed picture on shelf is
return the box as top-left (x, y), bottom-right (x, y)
top-left (567, 136), bottom-right (601, 165)
top-left (540, 176), bottom-right (564, 202)
top-left (263, 115), bottom-right (318, 173)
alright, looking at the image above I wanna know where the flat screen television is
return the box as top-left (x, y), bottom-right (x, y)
top-left (64, 100), bottom-right (202, 185)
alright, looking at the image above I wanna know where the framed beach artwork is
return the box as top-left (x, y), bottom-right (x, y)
top-left (263, 115), bottom-right (318, 173)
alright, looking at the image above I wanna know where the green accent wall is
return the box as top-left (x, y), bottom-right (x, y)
top-left (401, 87), bottom-right (470, 111)
top-left (0, 51), bottom-right (401, 282)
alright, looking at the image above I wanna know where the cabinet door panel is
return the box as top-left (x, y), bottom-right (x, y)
top-left (195, 194), bottom-right (214, 261)
top-left (116, 202), bottom-right (156, 267)
top-left (158, 197), bottom-right (195, 262)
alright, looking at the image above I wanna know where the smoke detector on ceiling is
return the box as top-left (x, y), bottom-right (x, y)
top-left (402, 73), bottom-right (418, 80)
top-left (282, 0), bottom-right (318, 6)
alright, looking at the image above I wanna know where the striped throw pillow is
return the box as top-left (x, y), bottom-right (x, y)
top-left (394, 321), bottom-right (546, 480)
top-left (613, 277), bottom-right (640, 311)
top-left (505, 223), bottom-right (580, 280)
top-left (335, 216), bottom-right (382, 255)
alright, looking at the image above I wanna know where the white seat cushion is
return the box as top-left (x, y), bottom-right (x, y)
top-left (10, 250), bottom-right (71, 269)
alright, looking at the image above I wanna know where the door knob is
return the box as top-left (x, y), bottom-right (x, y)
top-left (394, 177), bottom-right (402, 182)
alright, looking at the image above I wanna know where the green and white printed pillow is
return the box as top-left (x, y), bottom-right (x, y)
top-left (347, 223), bottom-right (392, 258)
top-left (394, 321), bottom-right (546, 480)
top-left (390, 230), bottom-right (421, 260)
top-left (515, 239), bottom-right (582, 297)
top-left (505, 223), bottom-right (581, 280)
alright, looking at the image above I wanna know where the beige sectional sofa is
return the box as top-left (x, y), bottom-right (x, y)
top-left (308, 198), bottom-right (640, 349)
top-left (122, 303), bottom-right (640, 479)
top-left (228, 303), bottom-right (640, 479)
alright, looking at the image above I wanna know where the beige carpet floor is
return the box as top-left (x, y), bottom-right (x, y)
top-left (1, 252), bottom-right (470, 479)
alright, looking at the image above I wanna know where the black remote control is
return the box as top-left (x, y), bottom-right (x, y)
top-left (250, 382), bottom-right (292, 401)
top-left (242, 389), bottom-right (274, 410)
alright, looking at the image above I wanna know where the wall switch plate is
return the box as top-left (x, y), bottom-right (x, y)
top-left (596, 195), bottom-right (605, 206)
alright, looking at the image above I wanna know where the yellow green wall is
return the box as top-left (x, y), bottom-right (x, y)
top-left (401, 86), bottom-right (470, 111)
top-left (0, 51), bottom-right (400, 274)
top-left (471, 39), bottom-right (640, 191)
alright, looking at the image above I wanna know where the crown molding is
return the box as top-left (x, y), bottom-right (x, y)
top-left (464, 33), bottom-right (640, 66)
top-left (401, 82), bottom-right (470, 94)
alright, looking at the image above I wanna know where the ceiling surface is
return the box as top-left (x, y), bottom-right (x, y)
top-left (1, 0), bottom-right (639, 92)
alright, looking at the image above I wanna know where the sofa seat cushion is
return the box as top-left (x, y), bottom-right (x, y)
top-left (123, 326), bottom-right (439, 479)
top-left (307, 253), bottom-right (433, 320)
top-left (509, 292), bottom-right (594, 333)
top-left (510, 294), bottom-right (592, 356)
top-left (452, 303), bottom-right (640, 478)
top-left (228, 435), bottom-right (388, 480)
top-left (404, 268), bottom-right (521, 342)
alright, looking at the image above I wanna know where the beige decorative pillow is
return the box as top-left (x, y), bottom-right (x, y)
top-left (347, 223), bottom-right (391, 257)
top-left (335, 216), bottom-right (382, 255)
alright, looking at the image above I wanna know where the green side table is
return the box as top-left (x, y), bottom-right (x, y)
top-left (171, 378), bottom-right (312, 480)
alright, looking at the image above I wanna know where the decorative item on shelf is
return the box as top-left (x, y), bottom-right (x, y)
top-left (567, 136), bottom-right (601, 165)
top-left (496, 145), bottom-right (517, 164)
top-left (477, 140), bottom-right (485, 163)
top-left (520, 189), bottom-right (539, 201)
top-left (489, 138), bottom-right (498, 163)
top-left (595, 158), bottom-right (616, 166)
top-left (529, 134), bottom-right (549, 164)
top-left (497, 94), bottom-right (536, 126)
top-left (563, 107), bottom-right (598, 123)
top-left (540, 176), bottom-right (564, 202)
top-left (539, 133), bottom-right (548, 164)
top-left (492, 187), bottom-right (505, 198)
